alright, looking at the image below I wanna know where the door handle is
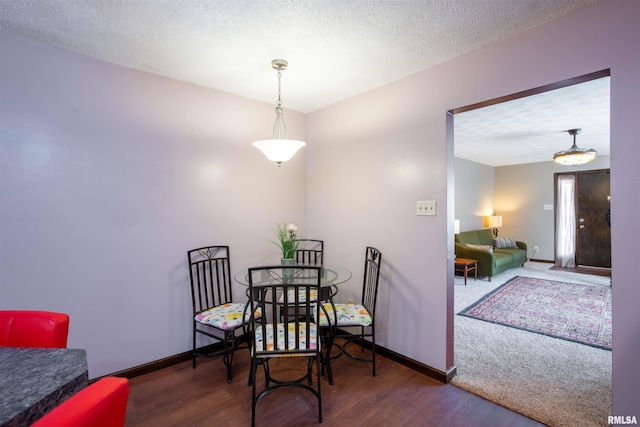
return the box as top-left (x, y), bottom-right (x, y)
top-left (579, 224), bottom-right (585, 229)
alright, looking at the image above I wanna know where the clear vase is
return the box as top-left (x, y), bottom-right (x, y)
top-left (281, 258), bottom-right (295, 280)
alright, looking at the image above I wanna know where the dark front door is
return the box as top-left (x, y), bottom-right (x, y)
top-left (576, 170), bottom-right (611, 268)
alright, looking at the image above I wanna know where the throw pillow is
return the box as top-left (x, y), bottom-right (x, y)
top-left (494, 237), bottom-right (518, 249)
top-left (465, 243), bottom-right (493, 252)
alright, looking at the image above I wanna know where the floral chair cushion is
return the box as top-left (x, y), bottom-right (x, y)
top-left (277, 288), bottom-right (318, 304)
top-left (316, 303), bottom-right (372, 327)
top-left (195, 303), bottom-right (258, 330)
top-left (254, 323), bottom-right (318, 355)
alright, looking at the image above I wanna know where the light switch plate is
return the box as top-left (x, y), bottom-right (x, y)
top-left (417, 200), bottom-right (436, 216)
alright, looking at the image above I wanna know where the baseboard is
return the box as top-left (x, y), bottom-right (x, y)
top-left (374, 342), bottom-right (457, 383)
top-left (92, 342), bottom-right (225, 383)
top-left (550, 265), bottom-right (612, 277)
top-left (528, 258), bottom-right (553, 263)
top-left (99, 333), bottom-right (453, 384)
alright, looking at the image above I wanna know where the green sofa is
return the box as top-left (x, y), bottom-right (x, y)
top-left (455, 228), bottom-right (527, 281)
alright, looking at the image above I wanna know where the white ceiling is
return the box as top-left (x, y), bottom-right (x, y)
top-left (0, 0), bottom-right (607, 166)
top-left (454, 76), bottom-right (610, 166)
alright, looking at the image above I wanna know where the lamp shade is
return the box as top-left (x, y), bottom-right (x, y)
top-left (454, 219), bottom-right (460, 234)
top-left (484, 215), bottom-right (502, 228)
top-left (252, 139), bottom-right (306, 163)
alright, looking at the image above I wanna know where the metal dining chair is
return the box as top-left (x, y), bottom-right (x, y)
top-left (187, 245), bottom-right (255, 383)
top-left (245, 265), bottom-right (331, 426)
top-left (316, 246), bottom-right (382, 383)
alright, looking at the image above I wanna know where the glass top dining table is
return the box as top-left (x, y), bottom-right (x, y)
top-left (234, 264), bottom-right (352, 288)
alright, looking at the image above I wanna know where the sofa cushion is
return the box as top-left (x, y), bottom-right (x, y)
top-left (493, 251), bottom-right (515, 267)
top-left (494, 237), bottom-right (518, 249)
top-left (496, 248), bottom-right (527, 264)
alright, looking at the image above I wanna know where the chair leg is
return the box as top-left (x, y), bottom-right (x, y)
top-left (339, 326), bottom-right (376, 377)
top-left (251, 357), bottom-right (258, 427)
top-left (307, 358), bottom-right (313, 385)
top-left (315, 354), bottom-right (323, 423)
top-left (371, 325), bottom-right (376, 377)
top-left (263, 360), bottom-right (270, 388)
top-left (222, 331), bottom-right (239, 383)
top-left (192, 327), bottom-right (197, 369)
top-left (322, 327), bottom-right (334, 385)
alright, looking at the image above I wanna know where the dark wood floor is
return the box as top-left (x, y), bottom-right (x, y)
top-left (124, 341), bottom-right (546, 427)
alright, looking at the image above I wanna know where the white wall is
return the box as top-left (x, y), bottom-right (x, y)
top-left (0, 31), bottom-right (308, 377)
top-left (307, 0), bottom-right (639, 416)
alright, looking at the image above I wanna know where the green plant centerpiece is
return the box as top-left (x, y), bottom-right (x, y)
top-left (273, 221), bottom-right (301, 260)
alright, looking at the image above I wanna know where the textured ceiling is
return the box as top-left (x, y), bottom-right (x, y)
top-left (454, 76), bottom-right (610, 166)
top-left (0, 0), bottom-right (605, 166)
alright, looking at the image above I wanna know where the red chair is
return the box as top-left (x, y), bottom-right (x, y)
top-left (0, 310), bottom-right (69, 348)
top-left (32, 377), bottom-right (130, 427)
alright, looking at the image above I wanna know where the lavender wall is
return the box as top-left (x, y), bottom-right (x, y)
top-left (0, 31), bottom-right (307, 377)
top-left (307, 0), bottom-right (639, 416)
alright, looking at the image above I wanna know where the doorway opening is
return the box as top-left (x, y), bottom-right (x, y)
top-left (447, 69), bottom-right (612, 423)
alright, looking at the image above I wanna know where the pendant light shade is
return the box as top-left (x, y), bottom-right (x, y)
top-left (553, 129), bottom-right (597, 166)
top-left (252, 138), bottom-right (306, 163)
top-left (251, 59), bottom-right (305, 166)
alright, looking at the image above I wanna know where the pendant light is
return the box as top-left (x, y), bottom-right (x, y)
top-left (252, 59), bottom-right (305, 166)
top-left (553, 128), bottom-right (597, 166)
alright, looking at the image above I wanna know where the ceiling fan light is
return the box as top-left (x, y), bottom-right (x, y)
top-left (553, 128), bottom-right (597, 166)
top-left (553, 147), bottom-right (598, 166)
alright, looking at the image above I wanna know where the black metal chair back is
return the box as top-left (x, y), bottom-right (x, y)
top-left (295, 239), bottom-right (324, 265)
top-left (246, 265), bottom-right (325, 426)
top-left (361, 246), bottom-right (382, 317)
top-left (188, 246), bottom-right (233, 313)
top-left (187, 245), bottom-right (247, 383)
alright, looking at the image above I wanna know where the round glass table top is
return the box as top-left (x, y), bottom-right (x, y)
top-left (234, 265), bottom-right (351, 287)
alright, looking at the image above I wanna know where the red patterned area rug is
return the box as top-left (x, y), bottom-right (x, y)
top-left (459, 276), bottom-right (612, 350)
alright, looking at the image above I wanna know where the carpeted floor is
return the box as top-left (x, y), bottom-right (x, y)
top-left (452, 262), bottom-right (612, 427)
top-left (459, 276), bottom-right (612, 350)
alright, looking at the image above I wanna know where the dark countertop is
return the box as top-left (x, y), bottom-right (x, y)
top-left (0, 347), bottom-right (88, 427)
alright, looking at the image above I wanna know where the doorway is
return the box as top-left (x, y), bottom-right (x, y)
top-left (555, 170), bottom-right (611, 269)
top-left (449, 71), bottom-right (612, 422)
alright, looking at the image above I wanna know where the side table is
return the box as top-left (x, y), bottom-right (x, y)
top-left (455, 258), bottom-right (478, 285)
